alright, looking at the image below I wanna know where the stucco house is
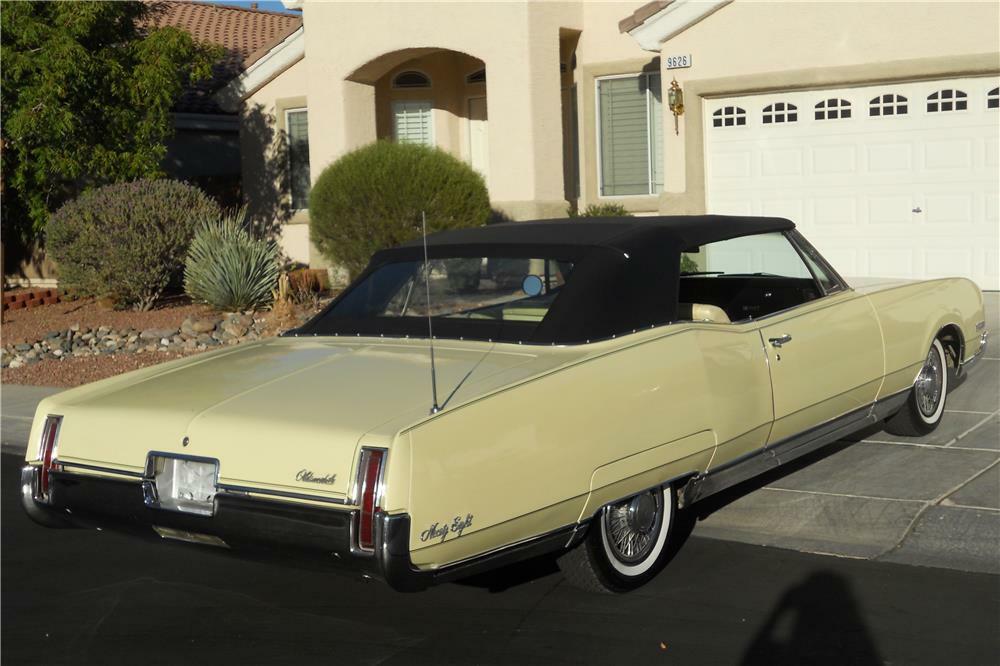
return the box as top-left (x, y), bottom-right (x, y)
top-left (152, 1), bottom-right (302, 206)
top-left (224, 0), bottom-right (999, 289)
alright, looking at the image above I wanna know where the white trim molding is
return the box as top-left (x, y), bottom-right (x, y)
top-left (215, 26), bottom-right (305, 112)
top-left (625, 0), bottom-right (732, 52)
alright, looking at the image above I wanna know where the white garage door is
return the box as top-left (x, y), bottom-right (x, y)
top-left (705, 77), bottom-right (1000, 290)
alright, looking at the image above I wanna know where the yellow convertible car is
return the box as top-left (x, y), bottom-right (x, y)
top-left (22, 216), bottom-right (988, 593)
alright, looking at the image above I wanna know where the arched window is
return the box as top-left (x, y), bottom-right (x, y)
top-left (712, 106), bottom-right (747, 128)
top-left (762, 102), bottom-right (798, 124)
top-left (466, 69), bottom-right (486, 84)
top-left (869, 93), bottom-right (908, 116)
top-left (987, 87), bottom-right (999, 110)
top-left (927, 89), bottom-right (967, 112)
top-left (815, 98), bottom-right (851, 120)
top-left (392, 70), bottom-right (431, 89)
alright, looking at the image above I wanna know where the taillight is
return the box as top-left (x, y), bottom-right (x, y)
top-left (37, 415), bottom-right (62, 502)
top-left (355, 448), bottom-right (386, 552)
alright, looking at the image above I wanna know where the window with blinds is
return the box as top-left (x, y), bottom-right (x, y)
top-left (393, 101), bottom-right (433, 146)
top-left (286, 109), bottom-right (310, 209)
top-left (597, 73), bottom-right (663, 197)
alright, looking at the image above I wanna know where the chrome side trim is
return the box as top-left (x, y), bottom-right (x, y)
top-left (49, 462), bottom-right (352, 507)
top-left (57, 461), bottom-right (144, 479)
top-left (216, 483), bottom-right (351, 506)
top-left (680, 391), bottom-right (908, 508)
top-left (959, 329), bottom-right (989, 373)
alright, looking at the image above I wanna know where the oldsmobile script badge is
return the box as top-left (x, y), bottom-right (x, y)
top-left (295, 469), bottom-right (337, 485)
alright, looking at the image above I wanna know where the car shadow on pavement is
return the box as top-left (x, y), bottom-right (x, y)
top-left (740, 571), bottom-right (882, 666)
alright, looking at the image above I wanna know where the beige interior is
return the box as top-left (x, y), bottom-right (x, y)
top-left (680, 302), bottom-right (731, 324)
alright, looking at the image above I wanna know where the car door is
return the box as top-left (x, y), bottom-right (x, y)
top-left (759, 291), bottom-right (884, 444)
top-left (755, 232), bottom-right (885, 444)
top-left (681, 230), bottom-right (884, 447)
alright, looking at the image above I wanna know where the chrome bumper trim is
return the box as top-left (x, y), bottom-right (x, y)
top-left (20, 466), bottom-right (582, 592)
top-left (959, 329), bottom-right (989, 375)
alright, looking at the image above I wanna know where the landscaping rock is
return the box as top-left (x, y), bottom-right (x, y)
top-left (221, 314), bottom-right (252, 338)
top-left (140, 327), bottom-right (178, 341)
top-left (193, 317), bottom-right (220, 334)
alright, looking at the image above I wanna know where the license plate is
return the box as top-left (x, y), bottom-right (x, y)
top-left (146, 455), bottom-right (218, 516)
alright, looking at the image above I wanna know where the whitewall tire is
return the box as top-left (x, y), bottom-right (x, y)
top-left (885, 338), bottom-right (950, 437)
top-left (559, 485), bottom-right (677, 593)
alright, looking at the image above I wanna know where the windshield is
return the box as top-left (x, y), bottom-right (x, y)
top-left (307, 256), bottom-right (576, 340)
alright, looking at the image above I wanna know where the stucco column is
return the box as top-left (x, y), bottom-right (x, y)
top-left (309, 78), bottom-right (376, 178)
top-left (305, 78), bottom-right (376, 268)
top-left (485, 29), bottom-right (567, 221)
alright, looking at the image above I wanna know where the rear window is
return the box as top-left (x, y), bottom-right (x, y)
top-left (326, 256), bottom-right (575, 326)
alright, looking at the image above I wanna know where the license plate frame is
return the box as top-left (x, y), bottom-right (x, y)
top-left (143, 453), bottom-right (220, 517)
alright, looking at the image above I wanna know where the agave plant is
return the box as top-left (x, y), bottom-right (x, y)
top-left (184, 208), bottom-right (281, 311)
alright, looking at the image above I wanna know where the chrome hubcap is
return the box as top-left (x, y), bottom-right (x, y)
top-left (603, 490), bottom-right (663, 564)
top-left (915, 347), bottom-right (944, 418)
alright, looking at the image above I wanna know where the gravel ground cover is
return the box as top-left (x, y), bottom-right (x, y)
top-left (2, 349), bottom-right (190, 387)
top-left (1, 295), bottom-right (330, 388)
top-left (1, 297), bottom-right (210, 346)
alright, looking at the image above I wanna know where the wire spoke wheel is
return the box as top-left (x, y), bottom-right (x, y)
top-left (602, 490), bottom-right (663, 565)
top-left (915, 346), bottom-right (944, 418)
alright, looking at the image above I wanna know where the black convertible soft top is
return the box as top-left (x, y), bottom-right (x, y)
top-left (299, 216), bottom-right (795, 344)
top-left (395, 215), bottom-right (793, 254)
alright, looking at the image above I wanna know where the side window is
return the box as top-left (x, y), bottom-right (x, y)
top-left (286, 109), bottom-right (310, 210)
top-left (677, 232), bottom-right (823, 322)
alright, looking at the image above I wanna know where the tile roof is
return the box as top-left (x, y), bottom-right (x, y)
top-left (618, 1), bottom-right (672, 33)
top-left (147, 1), bottom-right (302, 114)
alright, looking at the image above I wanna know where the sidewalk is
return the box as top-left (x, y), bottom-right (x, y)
top-left (2, 295), bottom-right (997, 574)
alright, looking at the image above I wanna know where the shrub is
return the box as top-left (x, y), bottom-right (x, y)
top-left (568, 203), bottom-right (634, 218)
top-left (184, 208), bottom-right (281, 311)
top-left (310, 141), bottom-right (492, 277)
top-left (46, 179), bottom-right (220, 310)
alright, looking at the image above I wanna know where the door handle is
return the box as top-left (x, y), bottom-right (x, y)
top-left (768, 334), bottom-right (792, 348)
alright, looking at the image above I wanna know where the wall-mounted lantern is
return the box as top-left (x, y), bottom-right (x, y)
top-left (667, 78), bottom-right (685, 135)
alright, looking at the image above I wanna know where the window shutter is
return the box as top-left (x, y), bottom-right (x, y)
top-left (393, 101), bottom-right (433, 146)
top-left (646, 74), bottom-right (663, 194)
top-left (599, 78), bottom-right (650, 196)
top-left (287, 110), bottom-right (310, 209)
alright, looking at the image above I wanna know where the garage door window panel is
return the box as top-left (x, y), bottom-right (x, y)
top-left (712, 106), bottom-right (747, 128)
top-left (763, 102), bottom-right (797, 124)
top-left (677, 232), bottom-right (823, 323)
top-left (927, 89), bottom-right (967, 113)
top-left (815, 98), bottom-right (852, 120)
top-left (869, 94), bottom-right (908, 117)
top-left (987, 87), bottom-right (999, 109)
top-left (597, 73), bottom-right (663, 197)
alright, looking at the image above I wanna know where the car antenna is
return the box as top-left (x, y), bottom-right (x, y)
top-left (421, 211), bottom-right (441, 415)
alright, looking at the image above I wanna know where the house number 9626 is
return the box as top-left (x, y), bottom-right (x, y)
top-left (666, 54), bottom-right (692, 69)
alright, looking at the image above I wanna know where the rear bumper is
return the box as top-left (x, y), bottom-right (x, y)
top-left (20, 466), bottom-right (581, 592)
